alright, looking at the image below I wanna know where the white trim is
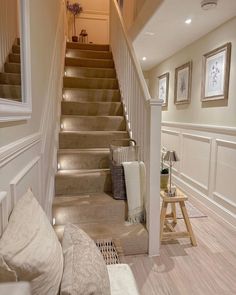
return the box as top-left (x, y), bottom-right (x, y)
top-left (162, 121), bottom-right (236, 136)
top-left (0, 133), bottom-right (41, 168)
top-left (0, 192), bottom-right (7, 236)
top-left (10, 156), bottom-right (41, 205)
top-left (0, 0), bottom-right (32, 122)
top-left (162, 129), bottom-right (179, 136)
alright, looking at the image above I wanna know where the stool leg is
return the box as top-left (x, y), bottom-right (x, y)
top-left (160, 201), bottom-right (168, 241)
top-left (180, 201), bottom-right (197, 246)
top-left (171, 203), bottom-right (177, 224)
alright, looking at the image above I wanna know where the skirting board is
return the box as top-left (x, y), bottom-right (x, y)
top-left (173, 175), bottom-right (236, 228)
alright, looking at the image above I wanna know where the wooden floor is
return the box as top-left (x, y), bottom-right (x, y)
top-left (124, 199), bottom-right (236, 295)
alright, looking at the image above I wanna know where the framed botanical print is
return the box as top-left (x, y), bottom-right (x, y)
top-left (158, 72), bottom-right (169, 107)
top-left (201, 43), bottom-right (231, 101)
top-left (174, 61), bottom-right (192, 105)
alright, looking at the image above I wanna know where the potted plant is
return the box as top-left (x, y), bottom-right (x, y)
top-left (160, 147), bottom-right (169, 190)
top-left (67, 1), bottom-right (83, 42)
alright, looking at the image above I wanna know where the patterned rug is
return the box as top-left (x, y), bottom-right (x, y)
top-left (95, 239), bottom-right (120, 265)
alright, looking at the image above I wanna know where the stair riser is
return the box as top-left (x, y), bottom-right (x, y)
top-left (67, 42), bottom-right (110, 51)
top-left (65, 67), bottom-right (116, 79)
top-left (63, 77), bottom-right (118, 89)
top-left (0, 73), bottom-right (21, 85)
top-left (61, 102), bottom-right (123, 116)
top-left (4, 63), bottom-right (21, 74)
top-left (61, 116), bottom-right (126, 131)
top-left (63, 88), bottom-right (120, 102)
top-left (66, 49), bottom-right (112, 60)
top-left (12, 45), bottom-right (20, 54)
top-left (0, 85), bottom-right (21, 99)
top-left (58, 151), bottom-right (109, 170)
top-left (52, 201), bottom-right (126, 225)
top-left (59, 132), bottom-right (129, 149)
top-left (65, 57), bottom-right (114, 68)
top-left (9, 54), bottom-right (20, 63)
top-left (55, 172), bottom-right (112, 195)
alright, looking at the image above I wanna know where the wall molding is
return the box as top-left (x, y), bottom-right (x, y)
top-left (162, 121), bottom-right (236, 136)
top-left (10, 156), bottom-right (41, 205)
top-left (162, 122), bottom-right (236, 227)
top-left (0, 132), bottom-right (41, 168)
top-left (0, 192), bottom-right (7, 236)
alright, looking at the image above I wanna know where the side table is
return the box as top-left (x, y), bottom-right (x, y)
top-left (160, 189), bottom-right (197, 246)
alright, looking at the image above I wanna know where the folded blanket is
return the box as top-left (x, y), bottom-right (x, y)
top-left (122, 161), bottom-right (146, 223)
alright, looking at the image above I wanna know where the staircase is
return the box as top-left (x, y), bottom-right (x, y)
top-left (53, 42), bottom-right (148, 256)
top-left (0, 38), bottom-right (21, 100)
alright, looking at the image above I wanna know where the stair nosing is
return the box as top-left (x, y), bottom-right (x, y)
top-left (60, 115), bottom-right (124, 118)
top-left (64, 76), bottom-right (117, 81)
top-left (66, 49), bottom-right (112, 54)
top-left (65, 66), bottom-right (115, 71)
top-left (65, 56), bottom-right (113, 62)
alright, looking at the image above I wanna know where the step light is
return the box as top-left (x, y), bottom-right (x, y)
top-left (57, 163), bottom-right (61, 170)
top-left (52, 217), bottom-right (56, 226)
top-left (185, 18), bottom-right (192, 24)
top-left (60, 123), bottom-right (64, 130)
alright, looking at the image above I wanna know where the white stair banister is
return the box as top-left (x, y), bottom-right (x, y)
top-left (109, 0), bottom-right (162, 256)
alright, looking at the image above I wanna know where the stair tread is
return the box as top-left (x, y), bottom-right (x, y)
top-left (60, 130), bottom-right (127, 134)
top-left (56, 168), bottom-right (110, 175)
top-left (67, 49), bottom-right (111, 54)
top-left (65, 66), bottom-right (115, 71)
top-left (61, 115), bottom-right (124, 118)
top-left (53, 192), bottom-right (122, 205)
top-left (64, 76), bottom-right (117, 81)
top-left (54, 222), bottom-right (148, 255)
top-left (66, 56), bottom-right (113, 62)
top-left (62, 100), bottom-right (121, 104)
top-left (58, 148), bottom-right (109, 153)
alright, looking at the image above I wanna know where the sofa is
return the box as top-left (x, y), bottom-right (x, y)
top-left (0, 189), bottom-right (140, 295)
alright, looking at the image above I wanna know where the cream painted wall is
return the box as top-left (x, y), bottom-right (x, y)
top-left (148, 17), bottom-right (236, 127)
top-left (67, 0), bottom-right (109, 44)
top-left (0, 0), bottom-right (65, 227)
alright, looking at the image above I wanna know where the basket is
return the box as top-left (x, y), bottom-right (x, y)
top-left (110, 139), bottom-right (139, 200)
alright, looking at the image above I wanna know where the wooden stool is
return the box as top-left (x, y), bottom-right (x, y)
top-left (160, 190), bottom-right (197, 246)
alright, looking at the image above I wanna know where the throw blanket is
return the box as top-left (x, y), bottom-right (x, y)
top-left (122, 161), bottom-right (146, 223)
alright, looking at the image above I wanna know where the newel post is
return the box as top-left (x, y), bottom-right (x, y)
top-left (146, 99), bottom-right (162, 256)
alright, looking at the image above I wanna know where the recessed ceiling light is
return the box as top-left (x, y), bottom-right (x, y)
top-left (142, 57), bottom-right (147, 61)
top-left (185, 18), bottom-right (192, 24)
top-left (201, 0), bottom-right (218, 10)
top-left (144, 31), bottom-right (155, 36)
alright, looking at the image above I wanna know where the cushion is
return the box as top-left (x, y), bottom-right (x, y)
top-left (107, 264), bottom-right (140, 295)
top-left (0, 189), bottom-right (63, 295)
top-left (60, 223), bottom-right (111, 295)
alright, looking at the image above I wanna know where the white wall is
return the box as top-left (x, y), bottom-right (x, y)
top-left (67, 0), bottom-right (109, 44)
top-left (147, 17), bottom-right (236, 227)
top-left (0, 0), bottom-right (19, 72)
top-left (0, 0), bottom-right (66, 235)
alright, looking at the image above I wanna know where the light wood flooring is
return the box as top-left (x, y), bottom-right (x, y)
top-left (124, 199), bottom-right (236, 295)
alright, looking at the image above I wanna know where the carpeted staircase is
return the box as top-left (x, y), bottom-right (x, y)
top-left (53, 42), bottom-right (148, 256)
top-left (0, 38), bottom-right (21, 101)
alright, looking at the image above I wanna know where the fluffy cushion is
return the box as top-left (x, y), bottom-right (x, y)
top-left (60, 224), bottom-right (111, 295)
top-left (0, 189), bottom-right (63, 295)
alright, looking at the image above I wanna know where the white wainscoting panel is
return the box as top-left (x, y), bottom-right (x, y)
top-left (10, 156), bottom-right (41, 207)
top-left (0, 191), bottom-right (7, 236)
top-left (181, 133), bottom-right (211, 192)
top-left (162, 129), bottom-right (180, 172)
top-left (213, 139), bottom-right (236, 215)
top-left (162, 122), bottom-right (236, 227)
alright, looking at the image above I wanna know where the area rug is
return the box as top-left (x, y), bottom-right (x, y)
top-left (95, 239), bottom-right (120, 265)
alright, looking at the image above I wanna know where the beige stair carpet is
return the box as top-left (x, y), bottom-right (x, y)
top-left (53, 42), bottom-right (148, 256)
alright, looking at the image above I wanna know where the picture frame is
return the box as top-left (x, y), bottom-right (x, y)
top-left (174, 61), bottom-right (192, 105)
top-left (158, 72), bottom-right (169, 107)
top-left (201, 43), bottom-right (231, 102)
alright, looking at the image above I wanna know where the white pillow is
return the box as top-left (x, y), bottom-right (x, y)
top-left (61, 224), bottom-right (111, 295)
top-left (0, 189), bottom-right (63, 295)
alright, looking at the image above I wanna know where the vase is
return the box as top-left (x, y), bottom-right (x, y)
top-left (72, 35), bottom-right (78, 42)
top-left (160, 174), bottom-right (169, 190)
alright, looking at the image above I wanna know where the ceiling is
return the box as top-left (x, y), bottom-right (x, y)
top-left (133, 0), bottom-right (236, 71)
